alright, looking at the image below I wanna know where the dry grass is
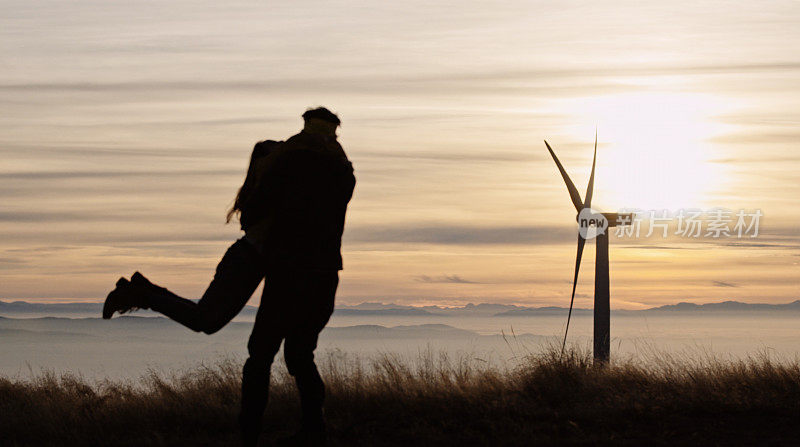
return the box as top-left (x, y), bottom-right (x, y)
top-left (2, 347), bottom-right (800, 446)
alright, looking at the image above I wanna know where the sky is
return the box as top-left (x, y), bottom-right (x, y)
top-left (1, 0), bottom-right (799, 308)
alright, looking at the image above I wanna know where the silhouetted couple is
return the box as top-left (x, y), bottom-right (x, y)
top-left (103, 107), bottom-right (356, 446)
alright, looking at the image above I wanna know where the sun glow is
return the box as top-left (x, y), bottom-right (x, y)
top-left (560, 92), bottom-right (731, 211)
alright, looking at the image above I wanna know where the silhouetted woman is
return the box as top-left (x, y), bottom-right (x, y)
top-left (102, 137), bottom-right (278, 333)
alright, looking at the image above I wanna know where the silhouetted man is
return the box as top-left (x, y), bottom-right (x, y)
top-left (239, 108), bottom-right (355, 446)
top-left (102, 107), bottom-right (355, 446)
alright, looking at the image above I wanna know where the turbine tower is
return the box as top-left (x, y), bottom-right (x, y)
top-left (544, 133), bottom-right (631, 363)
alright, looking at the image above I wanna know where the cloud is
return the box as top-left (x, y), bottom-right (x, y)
top-left (0, 169), bottom-right (241, 181)
top-left (0, 257), bottom-right (26, 266)
top-left (712, 280), bottom-right (738, 288)
top-left (2, 60), bottom-right (798, 102)
top-left (710, 156), bottom-right (800, 165)
top-left (0, 210), bottom-right (192, 224)
top-left (712, 131), bottom-right (800, 146)
top-left (356, 150), bottom-right (543, 163)
top-left (4, 116), bottom-right (285, 130)
top-left (0, 229), bottom-right (235, 245)
top-left (4, 61), bottom-right (799, 94)
top-left (344, 224), bottom-right (573, 246)
top-left (618, 244), bottom-right (697, 250)
top-left (413, 274), bottom-right (477, 284)
top-left (0, 77), bottom-right (630, 98)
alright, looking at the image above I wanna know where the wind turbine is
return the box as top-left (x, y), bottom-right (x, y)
top-left (544, 133), bottom-right (631, 363)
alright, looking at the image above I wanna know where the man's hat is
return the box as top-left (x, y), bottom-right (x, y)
top-left (302, 107), bottom-right (341, 126)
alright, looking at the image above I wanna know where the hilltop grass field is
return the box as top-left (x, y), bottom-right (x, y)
top-left (2, 348), bottom-right (800, 446)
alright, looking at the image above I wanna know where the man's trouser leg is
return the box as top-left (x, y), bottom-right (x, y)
top-left (283, 270), bottom-right (339, 432)
top-left (239, 269), bottom-right (338, 443)
top-left (240, 299), bottom-right (284, 446)
top-left (284, 332), bottom-right (326, 431)
top-left (143, 238), bottom-right (265, 334)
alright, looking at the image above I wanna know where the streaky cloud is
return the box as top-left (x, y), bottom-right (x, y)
top-left (344, 224), bottom-right (573, 245)
top-left (413, 274), bottom-right (478, 284)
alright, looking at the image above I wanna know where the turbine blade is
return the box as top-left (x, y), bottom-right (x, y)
top-left (584, 129), bottom-right (597, 209)
top-left (544, 140), bottom-right (583, 212)
top-left (561, 234), bottom-right (586, 355)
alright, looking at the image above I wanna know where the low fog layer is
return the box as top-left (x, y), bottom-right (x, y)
top-left (3, 306), bottom-right (800, 379)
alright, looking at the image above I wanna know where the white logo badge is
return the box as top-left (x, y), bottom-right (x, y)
top-left (578, 208), bottom-right (608, 239)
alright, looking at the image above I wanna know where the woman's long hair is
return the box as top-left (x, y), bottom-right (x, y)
top-left (226, 140), bottom-right (279, 224)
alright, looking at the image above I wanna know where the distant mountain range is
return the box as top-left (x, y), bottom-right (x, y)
top-left (495, 300), bottom-right (800, 316)
top-left (0, 315), bottom-right (522, 342)
top-left (2, 299), bottom-right (800, 318)
top-left (642, 300), bottom-right (800, 312)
